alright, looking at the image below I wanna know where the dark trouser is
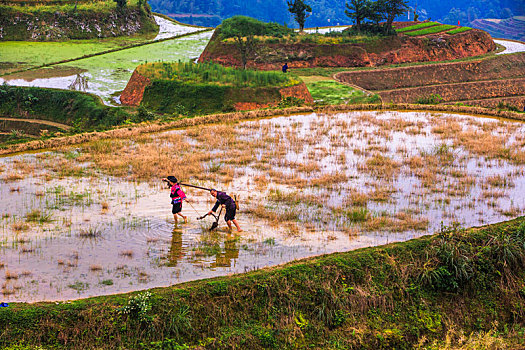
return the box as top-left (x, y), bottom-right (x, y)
top-left (172, 202), bottom-right (182, 214)
top-left (224, 205), bottom-right (236, 222)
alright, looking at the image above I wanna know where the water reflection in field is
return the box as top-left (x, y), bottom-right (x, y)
top-left (1, 111), bottom-right (524, 302)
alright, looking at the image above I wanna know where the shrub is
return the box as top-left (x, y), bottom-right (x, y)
top-left (119, 291), bottom-right (153, 324)
top-left (415, 94), bottom-right (443, 104)
top-left (219, 16), bottom-right (292, 39)
top-left (0, 85), bottom-right (129, 131)
top-left (496, 102), bottom-right (521, 112)
top-left (277, 96), bottom-right (304, 108)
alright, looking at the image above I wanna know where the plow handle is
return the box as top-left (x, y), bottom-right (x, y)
top-left (179, 183), bottom-right (214, 192)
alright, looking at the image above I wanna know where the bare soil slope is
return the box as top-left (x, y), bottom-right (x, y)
top-left (199, 25), bottom-right (496, 70)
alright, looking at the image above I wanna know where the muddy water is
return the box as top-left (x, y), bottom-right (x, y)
top-left (0, 172), bottom-right (394, 302)
top-left (1, 111), bottom-right (524, 302)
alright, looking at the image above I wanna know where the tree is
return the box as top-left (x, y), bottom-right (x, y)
top-left (345, 0), bottom-right (370, 33)
top-left (287, 0), bottom-right (312, 32)
top-left (368, 0), bottom-right (386, 26)
top-left (113, 0), bottom-right (127, 8)
top-left (381, 0), bottom-right (408, 30)
top-left (220, 16), bottom-right (267, 69)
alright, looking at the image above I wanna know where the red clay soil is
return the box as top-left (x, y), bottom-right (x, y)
top-left (199, 28), bottom-right (495, 70)
top-left (120, 70), bottom-right (151, 106)
top-left (233, 83), bottom-right (313, 110)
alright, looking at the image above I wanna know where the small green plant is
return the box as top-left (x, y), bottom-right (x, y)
top-left (68, 281), bottom-right (89, 292)
top-left (344, 207), bottom-right (369, 223)
top-left (131, 106), bottom-right (156, 123)
top-left (496, 102), bottom-right (521, 112)
top-left (415, 94), bottom-right (443, 104)
top-left (167, 305), bottom-right (192, 338)
top-left (142, 339), bottom-right (190, 349)
top-left (263, 237), bottom-right (276, 245)
top-left (25, 209), bottom-right (52, 224)
top-left (294, 311), bottom-right (309, 329)
top-left (207, 161), bottom-right (223, 173)
top-left (119, 291), bottom-right (153, 324)
top-left (79, 226), bottom-right (102, 238)
top-left (8, 130), bottom-right (26, 140)
top-left (277, 96), bottom-right (304, 108)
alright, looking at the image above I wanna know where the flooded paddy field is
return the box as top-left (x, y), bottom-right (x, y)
top-left (0, 22), bottom-right (212, 105)
top-left (1, 110), bottom-right (524, 302)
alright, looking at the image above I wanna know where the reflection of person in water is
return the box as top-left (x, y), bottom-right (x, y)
top-left (213, 234), bottom-right (240, 268)
top-left (167, 228), bottom-right (184, 267)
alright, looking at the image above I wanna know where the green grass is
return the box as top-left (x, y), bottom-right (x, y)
top-left (0, 0), bottom-right (157, 42)
top-left (0, 85), bottom-right (129, 131)
top-left (53, 32), bottom-right (212, 103)
top-left (0, 217), bottom-right (524, 349)
top-left (446, 27), bottom-right (473, 34)
top-left (0, 0), bottom-right (143, 14)
top-left (395, 21), bottom-right (439, 32)
top-left (0, 36), bottom-right (155, 75)
top-left (404, 24), bottom-right (457, 36)
top-left (305, 80), bottom-right (381, 105)
top-left (138, 62), bottom-right (299, 88)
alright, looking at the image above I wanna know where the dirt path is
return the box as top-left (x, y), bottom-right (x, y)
top-left (0, 117), bottom-right (71, 130)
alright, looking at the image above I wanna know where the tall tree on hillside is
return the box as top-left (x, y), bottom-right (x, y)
top-left (220, 16), bottom-right (266, 69)
top-left (287, 0), bottom-right (312, 31)
top-left (368, 0), bottom-right (386, 26)
top-left (345, 0), bottom-right (370, 33)
top-left (382, 0), bottom-right (408, 29)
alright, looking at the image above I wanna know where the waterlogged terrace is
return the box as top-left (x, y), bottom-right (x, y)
top-left (0, 111), bottom-right (524, 302)
top-left (0, 17), bottom-right (212, 105)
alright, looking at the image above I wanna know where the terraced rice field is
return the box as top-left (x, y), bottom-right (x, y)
top-left (1, 110), bottom-right (524, 302)
top-left (0, 16), bottom-right (212, 104)
top-left (336, 51), bottom-right (525, 110)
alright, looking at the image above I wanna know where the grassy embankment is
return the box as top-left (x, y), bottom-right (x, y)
top-left (0, 0), bottom-right (158, 41)
top-left (299, 76), bottom-right (380, 105)
top-left (1, 217), bottom-right (524, 349)
top-left (0, 85), bottom-right (137, 144)
top-left (0, 61), bottom-right (302, 146)
top-left (138, 62), bottom-right (304, 115)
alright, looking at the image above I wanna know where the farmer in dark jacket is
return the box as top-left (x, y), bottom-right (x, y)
top-left (207, 189), bottom-right (242, 232)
